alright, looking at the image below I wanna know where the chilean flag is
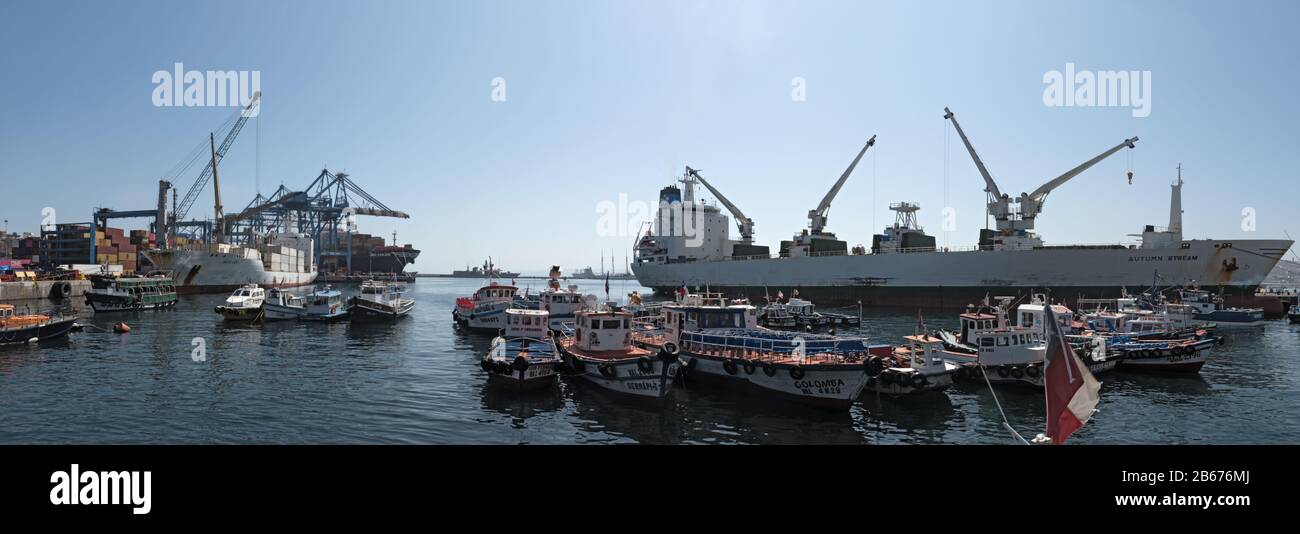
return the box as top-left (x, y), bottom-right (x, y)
top-left (1043, 311), bottom-right (1101, 444)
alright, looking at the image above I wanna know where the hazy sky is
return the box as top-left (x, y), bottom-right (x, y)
top-left (2, 0), bottom-right (1297, 274)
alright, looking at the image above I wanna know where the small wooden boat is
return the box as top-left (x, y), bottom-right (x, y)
top-left (215, 284), bottom-right (265, 321)
top-left (482, 309), bottom-right (561, 391)
top-left (348, 280), bottom-right (414, 322)
top-left (84, 273), bottom-right (177, 312)
top-left (1111, 335), bottom-right (1219, 373)
top-left (557, 310), bottom-right (678, 399)
top-left (0, 304), bottom-right (77, 344)
top-left (862, 335), bottom-right (959, 395)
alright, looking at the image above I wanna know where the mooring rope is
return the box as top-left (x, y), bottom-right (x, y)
top-left (978, 363), bottom-right (1031, 445)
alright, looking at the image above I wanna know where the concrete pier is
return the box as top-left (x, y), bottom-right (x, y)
top-left (0, 280), bottom-right (89, 302)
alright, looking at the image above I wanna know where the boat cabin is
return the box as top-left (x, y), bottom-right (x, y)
top-left (785, 298), bottom-right (816, 316)
top-left (226, 285), bottom-right (265, 306)
top-left (897, 334), bottom-right (951, 372)
top-left (573, 310), bottom-right (633, 351)
top-left (474, 283), bottom-right (517, 302)
top-left (505, 308), bottom-right (551, 339)
top-left (958, 311), bottom-right (1001, 345)
top-left (661, 301), bottom-right (758, 341)
top-left (267, 288), bottom-right (304, 308)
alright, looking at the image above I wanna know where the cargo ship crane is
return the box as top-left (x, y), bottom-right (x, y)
top-left (1019, 136), bottom-right (1139, 222)
top-left (943, 107), bottom-right (1013, 226)
top-left (807, 135), bottom-right (875, 235)
top-left (944, 106), bottom-right (1138, 249)
top-left (173, 91), bottom-right (261, 240)
top-left (684, 166), bottom-right (755, 243)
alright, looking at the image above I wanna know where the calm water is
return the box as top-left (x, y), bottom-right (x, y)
top-left (2, 278), bottom-right (1298, 444)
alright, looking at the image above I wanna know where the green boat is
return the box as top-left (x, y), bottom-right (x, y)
top-left (84, 274), bottom-right (178, 312)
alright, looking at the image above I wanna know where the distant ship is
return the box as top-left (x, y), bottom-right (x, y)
top-left (323, 231), bottom-right (420, 274)
top-left (144, 232), bottom-right (318, 294)
top-left (451, 259), bottom-right (519, 279)
top-left (632, 113), bottom-right (1291, 309)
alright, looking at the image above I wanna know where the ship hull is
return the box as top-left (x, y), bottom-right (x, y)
top-left (634, 239), bottom-right (1291, 310)
top-left (143, 249), bottom-right (317, 295)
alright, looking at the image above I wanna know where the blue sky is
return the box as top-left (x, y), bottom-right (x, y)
top-left (2, 0), bottom-right (1297, 273)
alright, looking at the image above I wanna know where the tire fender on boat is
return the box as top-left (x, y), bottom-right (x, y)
top-left (656, 348), bottom-right (678, 364)
top-left (598, 363), bottom-right (616, 378)
top-left (663, 342), bottom-right (680, 356)
top-left (762, 361), bottom-right (776, 377)
top-left (1009, 366), bottom-right (1024, 379)
top-left (513, 355), bottom-right (530, 372)
top-left (865, 356), bottom-right (884, 377)
top-left (911, 373), bottom-right (928, 388)
top-left (996, 366), bottom-right (1010, 378)
top-left (789, 365), bottom-right (805, 380)
top-left (741, 359), bottom-right (757, 374)
top-left (637, 356), bottom-right (654, 373)
top-left (480, 359), bottom-right (493, 372)
top-left (1025, 365), bottom-right (1041, 378)
top-left (723, 359), bottom-right (739, 375)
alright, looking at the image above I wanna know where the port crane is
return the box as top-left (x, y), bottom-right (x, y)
top-left (806, 135), bottom-right (875, 235)
top-left (943, 106), bottom-right (1137, 249)
top-left (170, 92), bottom-right (262, 242)
top-left (222, 168), bottom-right (410, 269)
top-left (784, 137), bottom-right (876, 257)
top-left (684, 166), bottom-right (755, 243)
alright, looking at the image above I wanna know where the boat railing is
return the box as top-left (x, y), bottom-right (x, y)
top-left (677, 330), bottom-right (869, 363)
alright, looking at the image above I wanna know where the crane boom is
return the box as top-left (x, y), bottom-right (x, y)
top-left (1026, 136), bottom-right (1139, 203)
top-left (808, 135), bottom-right (875, 234)
top-left (685, 166), bottom-right (754, 242)
top-left (943, 107), bottom-right (1002, 201)
top-left (175, 92), bottom-right (261, 224)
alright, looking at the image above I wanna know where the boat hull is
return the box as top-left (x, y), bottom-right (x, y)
top-left (85, 293), bottom-right (177, 313)
top-left (144, 249), bottom-right (317, 295)
top-left (0, 316), bottom-right (78, 344)
top-left (484, 361), bottom-right (559, 391)
top-left (350, 298), bottom-right (414, 322)
top-left (557, 346), bottom-right (678, 400)
top-left (676, 351), bottom-right (867, 410)
top-left (216, 305), bottom-right (262, 321)
top-left (634, 239), bottom-right (1292, 310)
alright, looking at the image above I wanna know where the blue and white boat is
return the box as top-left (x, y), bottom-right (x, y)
top-left (1176, 288), bottom-right (1266, 326)
top-left (263, 286), bottom-right (348, 321)
top-left (482, 309), bottom-right (562, 391)
top-left (632, 293), bottom-right (872, 410)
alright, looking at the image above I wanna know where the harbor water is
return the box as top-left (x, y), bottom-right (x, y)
top-left (2, 278), bottom-right (1298, 444)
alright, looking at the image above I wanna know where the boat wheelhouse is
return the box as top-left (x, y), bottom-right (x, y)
top-left (453, 282), bottom-right (518, 332)
top-left (350, 279), bottom-right (415, 322)
top-left (263, 288), bottom-right (306, 321)
top-left (84, 274), bottom-right (178, 313)
top-left (482, 308), bottom-right (561, 391)
top-left (539, 283), bottom-right (589, 332)
top-left (557, 310), bottom-right (678, 399)
top-left (215, 284), bottom-right (265, 321)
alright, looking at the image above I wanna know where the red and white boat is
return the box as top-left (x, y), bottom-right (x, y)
top-left (557, 310), bottom-right (679, 399)
top-left (453, 282), bottom-right (521, 333)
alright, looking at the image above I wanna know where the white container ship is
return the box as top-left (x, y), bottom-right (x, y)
top-left (632, 110), bottom-right (1292, 310)
top-left (143, 232), bottom-right (317, 294)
